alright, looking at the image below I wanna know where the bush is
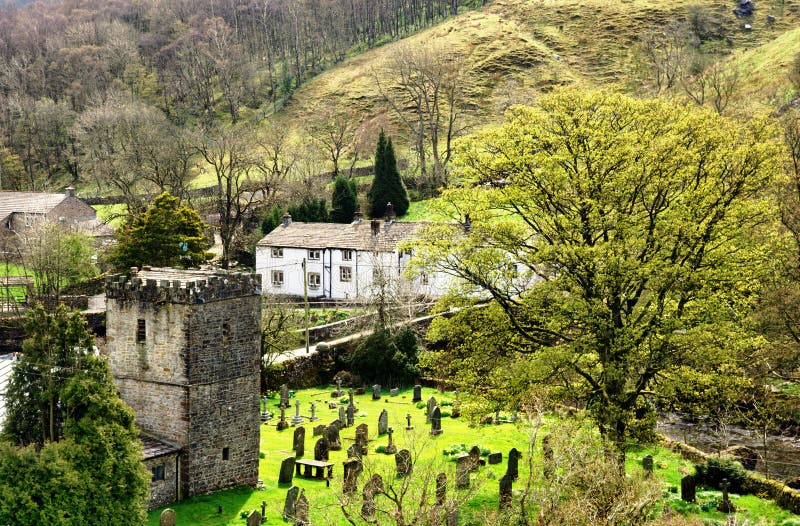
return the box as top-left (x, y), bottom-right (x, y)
top-left (348, 326), bottom-right (420, 385)
top-left (694, 457), bottom-right (748, 494)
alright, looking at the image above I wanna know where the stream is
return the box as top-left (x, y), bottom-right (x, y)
top-left (657, 414), bottom-right (800, 482)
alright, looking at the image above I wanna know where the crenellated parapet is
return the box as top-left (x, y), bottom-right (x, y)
top-left (105, 267), bottom-right (262, 305)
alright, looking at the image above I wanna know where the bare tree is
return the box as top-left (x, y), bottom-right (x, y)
top-left (635, 22), bottom-right (690, 92)
top-left (682, 61), bottom-right (739, 115)
top-left (309, 106), bottom-right (357, 178)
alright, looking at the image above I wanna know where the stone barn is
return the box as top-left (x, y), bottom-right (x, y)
top-left (105, 267), bottom-right (262, 508)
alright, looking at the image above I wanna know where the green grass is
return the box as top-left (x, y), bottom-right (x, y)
top-left (147, 386), bottom-right (796, 525)
top-left (0, 262), bottom-right (31, 303)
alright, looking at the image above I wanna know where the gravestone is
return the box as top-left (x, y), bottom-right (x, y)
top-left (385, 427), bottom-right (397, 454)
top-left (277, 406), bottom-right (289, 431)
top-left (499, 474), bottom-right (513, 509)
top-left (295, 489), bottom-right (309, 526)
top-left (348, 443), bottom-right (362, 460)
top-left (426, 397), bottom-right (437, 423)
top-left (328, 401), bottom-right (337, 409)
top-left (348, 388), bottom-right (356, 409)
top-left (445, 504), bottom-right (458, 526)
top-left (396, 449), bottom-right (412, 476)
top-left (283, 486), bottom-right (299, 519)
top-left (279, 456), bottom-right (296, 484)
top-left (717, 479), bottom-right (736, 513)
top-left (488, 452), bottom-right (502, 465)
top-left (451, 399), bottom-right (461, 418)
top-left (280, 384), bottom-right (290, 408)
top-left (405, 413), bottom-right (414, 430)
top-left (542, 435), bottom-right (553, 480)
top-left (159, 509), bottom-right (176, 526)
top-left (246, 510), bottom-right (261, 526)
top-left (313, 424), bottom-right (325, 436)
top-left (325, 423), bottom-right (342, 450)
top-left (467, 446), bottom-right (481, 471)
top-left (355, 387), bottom-right (365, 395)
top-left (333, 378), bottom-right (344, 397)
top-left (343, 458), bottom-right (363, 494)
top-left (292, 399), bottom-right (303, 424)
top-left (361, 474), bottom-right (384, 518)
top-left (456, 455), bottom-right (470, 488)
top-left (309, 401), bottom-right (318, 421)
top-left (339, 406), bottom-right (346, 427)
top-left (390, 388), bottom-right (398, 397)
top-left (372, 384), bottom-right (381, 400)
top-left (314, 437), bottom-right (330, 461)
top-left (378, 409), bottom-right (389, 435)
top-left (680, 475), bottom-right (696, 503)
top-left (355, 423), bottom-right (369, 454)
top-left (430, 406), bottom-right (443, 436)
top-left (506, 448), bottom-right (521, 481)
top-left (642, 454), bottom-right (653, 476)
top-left (293, 427), bottom-right (305, 457)
top-left (346, 403), bottom-right (355, 427)
top-left (413, 384), bottom-right (422, 402)
top-left (435, 473), bottom-right (447, 505)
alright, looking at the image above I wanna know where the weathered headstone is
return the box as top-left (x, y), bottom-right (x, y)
top-left (333, 378), bottom-right (344, 397)
top-left (506, 448), bottom-right (521, 481)
top-left (313, 424), bottom-right (325, 436)
top-left (405, 413), bottom-right (414, 430)
top-left (413, 384), bottom-right (422, 402)
top-left (347, 443), bottom-right (362, 460)
top-left (372, 384), bottom-right (381, 400)
top-left (325, 423), bottom-right (342, 450)
top-left (717, 479), bottom-right (736, 513)
top-left (246, 510), bottom-right (262, 526)
top-left (467, 446), bottom-right (481, 471)
top-left (396, 449), bottom-right (412, 476)
top-left (346, 402), bottom-right (355, 427)
top-left (390, 388), bottom-right (398, 397)
top-left (293, 426), bottom-right (305, 457)
top-left (445, 501), bottom-right (458, 526)
top-left (430, 406), bottom-right (443, 436)
top-left (295, 489), bottom-right (309, 526)
top-left (339, 406), bottom-right (346, 427)
top-left (280, 384), bottom-right (290, 408)
top-left (361, 474), bottom-right (384, 519)
top-left (159, 509), bottom-right (176, 526)
top-left (314, 437), bottom-right (330, 461)
top-left (277, 406), bottom-right (289, 431)
top-left (385, 427), bottom-right (397, 454)
top-left (355, 423), bottom-right (369, 454)
top-left (456, 455), bottom-right (470, 489)
top-left (378, 409), bottom-right (389, 435)
top-left (542, 435), bottom-right (553, 480)
top-left (348, 388), bottom-right (355, 409)
top-left (343, 458), bottom-right (363, 494)
top-left (426, 397), bottom-right (437, 422)
top-left (309, 401), bottom-right (318, 421)
top-left (680, 475), bottom-right (696, 503)
top-left (488, 452), bottom-right (502, 465)
top-left (279, 456), bottom-right (296, 484)
top-left (451, 399), bottom-right (461, 418)
top-left (292, 399), bottom-right (303, 424)
top-left (642, 454), bottom-right (653, 476)
top-left (499, 474), bottom-right (513, 509)
top-left (283, 486), bottom-right (299, 519)
top-left (328, 401), bottom-right (338, 409)
top-left (435, 473), bottom-right (447, 505)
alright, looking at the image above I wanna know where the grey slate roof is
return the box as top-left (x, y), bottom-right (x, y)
top-left (0, 191), bottom-right (69, 221)
top-left (141, 436), bottom-right (181, 459)
top-left (256, 220), bottom-right (423, 252)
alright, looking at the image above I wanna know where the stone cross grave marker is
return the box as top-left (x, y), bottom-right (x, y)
top-left (372, 384), bottom-right (381, 400)
top-left (378, 409), bottom-right (389, 435)
top-left (283, 486), bottom-right (299, 519)
top-left (292, 399), bottom-right (303, 425)
top-left (413, 384), bottom-right (422, 402)
top-left (333, 378), bottom-right (343, 397)
top-left (310, 401), bottom-right (318, 421)
top-left (279, 456), bottom-right (295, 485)
top-left (396, 449), bottom-right (412, 476)
top-left (246, 510), bottom-right (261, 526)
top-left (293, 426), bottom-right (305, 457)
top-left (426, 397), bottom-right (437, 423)
top-left (430, 406), bottom-right (443, 436)
top-left (405, 413), bottom-right (414, 430)
top-left (314, 437), bottom-right (330, 461)
top-left (717, 479), bottom-right (736, 513)
top-left (385, 427), bottom-right (397, 454)
top-left (159, 509), bottom-right (176, 526)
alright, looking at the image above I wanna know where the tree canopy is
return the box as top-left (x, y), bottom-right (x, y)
top-left (412, 89), bottom-right (782, 462)
top-left (1, 304), bottom-right (149, 524)
top-left (368, 131), bottom-right (409, 218)
top-left (330, 176), bottom-right (358, 223)
top-left (111, 192), bottom-right (210, 270)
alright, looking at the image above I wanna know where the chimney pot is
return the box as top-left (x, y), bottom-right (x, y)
top-left (282, 213), bottom-right (292, 227)
top-left (130, 267), bottom-right (138, 277)
top-left (65, 186), bottom-right (75, 198)
top-left (385, 202), bottom-right (395, 222)
top-left (352, 205), bottom-right (363, 223)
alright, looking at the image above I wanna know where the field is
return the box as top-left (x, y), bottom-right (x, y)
top-left (146, 386), bottom-right (797, 525)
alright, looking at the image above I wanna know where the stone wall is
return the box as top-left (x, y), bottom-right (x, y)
top-left (144, 453), bottom-right (179, 510)
top-left (115, 378), bottom-right (190, 446)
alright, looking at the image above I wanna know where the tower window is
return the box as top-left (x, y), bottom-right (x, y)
top-left (222, 447), bottom-right (230, 461)
top-left (136, 319), bottom-right (146, 343)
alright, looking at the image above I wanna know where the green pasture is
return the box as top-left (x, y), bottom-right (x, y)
top-left (147, 386), bottom-right (797, 525)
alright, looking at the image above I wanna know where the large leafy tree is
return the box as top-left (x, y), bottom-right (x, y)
top-left (111, 192), bottom-right (210, 270)
top-left (1, 305), bottom-right (149, 524)
top-left (368, 131), bottom-right (409, 218)
top-left (412, 90), bottom-right (782, 463)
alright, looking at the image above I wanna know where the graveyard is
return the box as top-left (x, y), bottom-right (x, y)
top-left (146, 385), bottom-right (798, 525)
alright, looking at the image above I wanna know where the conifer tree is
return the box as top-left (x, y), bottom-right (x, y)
top-left (330, 176), bottom-right (358, 223)
top-left (368, 131), bottom-right (409, 218)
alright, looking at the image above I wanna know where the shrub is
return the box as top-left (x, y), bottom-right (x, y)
top-left (694, 457), bottom-right (748, 494)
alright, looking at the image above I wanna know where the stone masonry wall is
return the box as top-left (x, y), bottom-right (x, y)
top-left (115, 378), bottom-right (189, 446)
top-left (144, 453), bottom-right (179, 510)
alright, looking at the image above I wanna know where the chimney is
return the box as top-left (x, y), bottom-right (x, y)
top-left (370, 219), bottom-right (380, 237)
top-left (352, 205), bottom-right (363, 224)
top-left (65, 186), bottom-right (75, 198)
top-left (282, 213), bottom-right (292, 227)
top-left (130, 267), bottom-right (138, 277)
top-left (385, 202), bottom-right (395, 222)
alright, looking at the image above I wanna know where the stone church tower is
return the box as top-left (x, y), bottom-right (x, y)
top-left (106, 267), bottom-right (261, 502)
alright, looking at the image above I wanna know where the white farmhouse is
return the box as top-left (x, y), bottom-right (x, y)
top-left (255, 215), bottom-right (449, 300)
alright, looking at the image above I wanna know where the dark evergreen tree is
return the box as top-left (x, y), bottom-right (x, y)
top-left (330, 176), bottom-right (358, 223)
top-left (288, 198), bottom-right (329, 222)
top-left (261, 206), bottom-right (286, 234)
top-left (368, 131), bottom-right (409, 218)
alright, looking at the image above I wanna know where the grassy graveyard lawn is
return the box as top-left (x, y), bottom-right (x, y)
top-left (147, 386), bottom-right (798, 525)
